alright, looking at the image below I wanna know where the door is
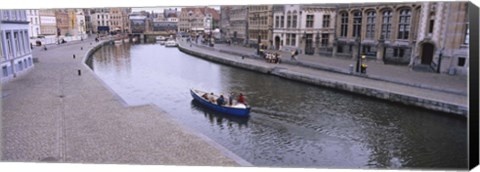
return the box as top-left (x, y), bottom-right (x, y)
top-left (421, 43), bottom-right (434, 64)
top-left (305, 34), bottom-right (314, 55)
top-left (275, 36), bottom-right (280, 50)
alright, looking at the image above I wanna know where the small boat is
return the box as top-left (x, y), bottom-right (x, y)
top-left (156, 36), bottom-right (166, 41)
top-left (114, 40), bottom-right (122, 45)
top-left (165, 39), bottom-right (178, 47)
top-left (190, 89), bottom-right (251, 117)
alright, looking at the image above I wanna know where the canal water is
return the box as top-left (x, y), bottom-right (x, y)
top-left (88, 42), bottom-right (467, 169)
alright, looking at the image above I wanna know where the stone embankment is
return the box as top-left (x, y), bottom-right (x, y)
top-left (178, 41), bottom-right (467, 117)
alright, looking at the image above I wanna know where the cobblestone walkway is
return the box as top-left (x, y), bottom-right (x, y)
top-left (1, 38), bottom-right (249, 166)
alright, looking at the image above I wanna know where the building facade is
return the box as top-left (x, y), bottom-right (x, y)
top-left (129, 12), bottom-right (149, 34)
top-left (229, 6), bottom-right (249, 45)
top-left (220, 6), bottom-right (231, 41)
top-left (331, 2), bottom-right (468, 75)
top-left (1, 10), bottom-right (34, 83)
top-left (220, 6), bottom-right (249, 44)
top-left (178, 7), bottom-right (219, 35)
top-left (75, 10), bottom-right (86, 38)
top-left (333, 3), bottom-right (420, 64)
top-left (412, 1), bottom-right (469, 75)
top-left (178, 8), bottom-right (207, 33)
top-left (247, 5), bottom-right (273, 49)
top-left (272, 5), bottom-right (336, 54)
top-left (91, 8), bottom-right (111, 34)
top-left (109, 8), bottom-right (130, 33)
top-left (55, 9), bottom-right (69, 36)
top-left (27, 9), bottom-right (40, 38)
top-left (39, 9), bottom-right (57, 36)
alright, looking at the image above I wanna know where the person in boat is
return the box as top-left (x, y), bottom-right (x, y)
top-left (217, 95), bottom-right (225, 106)
top-left (202, 93), bottom-right (208, 100)
top-left (237, 93), bottom-right (246, 105)
top-left (228, 92), bottom-right (235, 106)
top-left (208, 93), bottom-right (216, 103)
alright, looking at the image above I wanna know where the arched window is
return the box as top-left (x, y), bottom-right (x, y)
top-left (352, 11), bottom-right (362, 37)
top-left (397, 9), bottom-right (411, 39)
top-left (287, 11), bottom-right (291, 28)
top-left (366, 11), bottom-right (376, 39)
top-left (292, 11), bottom-right (297, 28)
top-left (381, 10), bottom-right (392, 39)
top-left (340, 12), bottom-right (348, 37)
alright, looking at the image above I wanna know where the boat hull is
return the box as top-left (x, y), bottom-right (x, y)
top-left (190, 89), bottom-right (250, 117)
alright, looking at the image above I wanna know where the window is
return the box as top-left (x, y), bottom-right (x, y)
top-left (275, 16), bottom-right (279, 28)
top-left (280, 16), bottom-right (284, 28)
top-left (398, 9), bottom-right (411, 39)
top-left (18, 61), bottom-right (23, 71)
top-left (3, 10), bottom-right (10, 20)
top-left (287, 13), bottom-right (291, 28)
top-left (393, 48), bottom-right (404, 57)
top-left (306, 15), bottom-right (314, 28)
top-left (363, 45), bottom-right (371, 53)
top-left (2, 66), bottom-right (8, 77)
top-left (322, 15), bottom-right (330, 28)
top-left (458, 57), bottom-right (466, 66)
top-left (382, 10), bottom-right (392, 39)
top-left (14, 32), bottom-right (20, 56)
top-left (366, 11), bottom-right (376, 39)
top-left (352, 11), bottom-right (362, 37)
top-left (429, 19), bottom-right (434, 33)
top-left (291, 34), bottom-right (296, 46)
top-left (321, 33), bottom-right (329, 47)
top-left (337, 45), bottom-right (343, 53)
top-left (286, 34), bottom-right (290, 45)
top-left (340, 12), bottom-right (348, 37)
top-left (292, 13), bottom-right (297, 28)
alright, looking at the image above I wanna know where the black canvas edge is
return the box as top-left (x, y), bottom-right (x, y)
top-left (469, 1), bottom-right (480, 170)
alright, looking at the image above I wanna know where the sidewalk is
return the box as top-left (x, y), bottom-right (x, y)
top-left (1, 38), bottom-right (248, 166)
top-left (196, 43), bottom-right (467, 96)
top-left (179, 40), bottom-right (467, 116)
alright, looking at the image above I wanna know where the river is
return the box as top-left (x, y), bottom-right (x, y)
top-left (87, 42), bottom-right (467, 169)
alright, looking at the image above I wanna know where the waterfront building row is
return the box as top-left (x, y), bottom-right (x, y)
top-left (1, 10), bottom-right (34, 83)
top-left (219, 2), bottom-right (470, 75)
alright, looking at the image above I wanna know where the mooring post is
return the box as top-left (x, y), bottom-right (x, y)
top-left (78, 69), bottom-right (81, 76)
top-left (73, 54), bottom-right (76, 59)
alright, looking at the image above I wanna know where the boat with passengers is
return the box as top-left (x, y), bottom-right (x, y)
top-left (190, 89), bottom-right (250, 117)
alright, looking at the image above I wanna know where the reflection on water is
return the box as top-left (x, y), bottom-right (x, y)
top-left (89, 43), bottom-right (468, 169)
top-left (190, 100), bottom-right (249, 128)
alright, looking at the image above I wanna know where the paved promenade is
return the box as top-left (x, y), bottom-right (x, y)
top-left (179, 40), bottom-right (467, 115)
top-left (193, 42), bottom-right (467, 95)
top-left (1, 37), bottom-right (249, 166)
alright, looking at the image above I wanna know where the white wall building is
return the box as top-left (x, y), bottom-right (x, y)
top-left (273, 5), bottom-right (336, 55)
top-left (204, 13), bottom-right (213, 33)
top-left (76, 10), bottom-right (87, 38)
top-left (26, 9), bottom-right (40, 38)
top-left (91, 9), bottom-right (110, 34)
top-left (1, 10), bottom-right (34, 83)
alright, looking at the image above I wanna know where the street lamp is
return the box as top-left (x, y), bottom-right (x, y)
top-left (255, 13), bottom-right (261, 55)
top-left (437, 48), bottom-right (444, 73)
top-left (355, 36), bottom-right (361, 73)
top-left (302, 31), bottom-right (306, 54)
